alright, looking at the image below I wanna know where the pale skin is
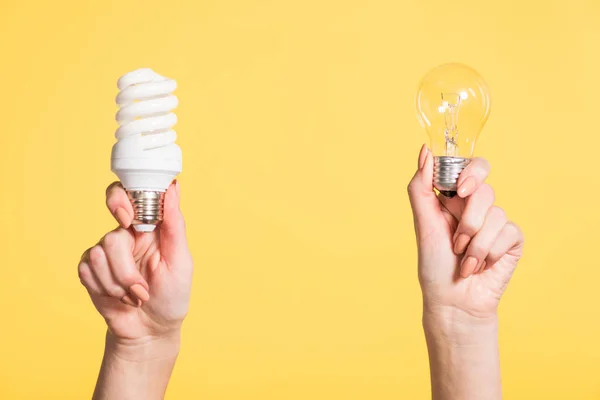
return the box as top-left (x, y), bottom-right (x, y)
top-left (79, 147), bottom-right (523, 399)
top-left (78, 180), bottom-right (193, 400)
top-left (408, 145), bottom-right (524, 400)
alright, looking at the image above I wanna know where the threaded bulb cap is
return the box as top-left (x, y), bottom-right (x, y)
top-left (126, 190), bottom-right (166, 232)
top-left (433, 156), bottom-right (470, 198)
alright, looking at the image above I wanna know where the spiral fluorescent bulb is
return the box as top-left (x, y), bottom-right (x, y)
top-left (111, 68), bottom-right (182, 232)
top-left (415, 63), bottom-right (491, 197)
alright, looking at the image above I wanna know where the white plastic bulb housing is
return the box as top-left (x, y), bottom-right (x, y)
top-left (415, 63), bottom-right (491, 197)
top-left (111, 68), bottom-right (182, 232)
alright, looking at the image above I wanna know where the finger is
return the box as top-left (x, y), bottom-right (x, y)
top-left (121, 295), bottom-right (141, 307)
top-left (486, 222), bottom-right (524, 267)
top-left (479, 260), bottom-right (488, 273)
top-left (453, 183), bottom-right (495, 252)
top-left (159, 180), bottom-right (192, 268)
top-left (407, 146), bottom-right (442, 239)
top-left (102, 228), bottom-right (150, 302)
top-left (78, 260), bottom-right (104, 295)
top-left (437, 192), bottom-right (465, 222)
top-left (456, 158), bottom-right (491, 198)
top-left (106, 181), bottom-right (134, 228)
top-left (88, 245), bottom-right (127, 299)
top-left (460, 206), bottom-right (507, 277)
top-left (437, 158), bottom-right (492, 215)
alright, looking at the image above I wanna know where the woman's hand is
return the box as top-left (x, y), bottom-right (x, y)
top-left (408, 146), bottom-right (523, 320)
top-left (78, 180), bottom-right (193, 400)
top-left (78, 180), bottom-right (192, 341)
top-left (408, 145), bottom-right (524, 400)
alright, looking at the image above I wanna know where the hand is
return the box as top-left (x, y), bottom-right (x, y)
top-left (78, 181), bottom-right (193, 342)
top-left (407, 145), bottom-right (524, 321)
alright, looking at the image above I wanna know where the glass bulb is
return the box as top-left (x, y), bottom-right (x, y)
top-left (415, 63), bottom-right (491, 196)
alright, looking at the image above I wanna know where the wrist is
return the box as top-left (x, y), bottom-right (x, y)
top-left (423, 306), bottom-right (502, 400)
top-left (105, 329), bottom-right (181, 363)
top-left (423, 304), bottom-right (498, 347)
top-left (94, 330), bottom-right (181, 400)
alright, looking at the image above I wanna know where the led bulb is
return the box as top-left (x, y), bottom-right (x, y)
top-left (415, 63), bottom-right (491, 197)
top-left (111, 68), bottom-right (182, 232)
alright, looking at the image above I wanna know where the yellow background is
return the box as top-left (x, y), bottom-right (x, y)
top-left (1, 0), bottom-right (599, 398)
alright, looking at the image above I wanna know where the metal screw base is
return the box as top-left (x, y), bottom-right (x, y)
top-left (433, 156), bottom-right (470, 197)
top-left (126, 190), bottom-right (166, 232)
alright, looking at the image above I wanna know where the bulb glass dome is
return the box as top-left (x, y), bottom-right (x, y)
top-left (415, 63), bottom-right (491, 158)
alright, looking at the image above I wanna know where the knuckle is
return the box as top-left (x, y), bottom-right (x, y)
top-left (491, 206), bottom-right (507, 222)
top-left (506, 221), bottom-right (523, 239)
top-left (77, 263), bottom-right (90, 281)
top-left (468, 242), bottom-right (486, 257)
top-left (102, 231), bottom-right (121, 249)
top-left (407, 176), bottom-right (424, 198)
top-left (89, 246), bottom-right (105, 264)
top-left (406, 180), bottom-right (415, 195)
top-left (119, 271), bottom-right (138, 285)
top-left (471, 157), bottom-right (491, 175)
top-left (479, 183), bottom-right (495, 201)
top-left (478, 158), bottom-right (491, 172)
top-left (461, 215), bottom-right (484, 235)
top-left (486, 250), bottom-right (501, 264)
top-left (106, 285), bottom-right (124, 298)
top-left (504, 221), bottom-right (517, 235)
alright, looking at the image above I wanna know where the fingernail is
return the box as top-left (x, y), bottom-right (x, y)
top-left (121, 295), bottom-right (137, 307)
top-left (458, 176), bottom-right (476, 197)
top-left (129, 284), bottom-right (150, 302)
top-left (114, 207), bottom-right (129, 228)
top-left (418, 144), bottom-right (428, 170)
top-left (461, 256), bottom-right (478, 278)
top-left (453, 234), bottom-right (470, 255)
top-left (452, 227), bottom-right (462, 243)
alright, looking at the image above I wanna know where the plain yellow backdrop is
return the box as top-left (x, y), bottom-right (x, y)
top-left (1, 0), bottom-right (599, 398)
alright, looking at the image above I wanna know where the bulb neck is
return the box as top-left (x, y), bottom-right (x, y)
top-left (126, 190), bottom-right (166, 232)
top-left (433, 156), bottom-right (470, 198)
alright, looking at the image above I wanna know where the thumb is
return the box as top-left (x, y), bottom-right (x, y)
top-left (159, 180), bottom-right (191, 267)
top-left (407, 145), bottom-right (441, 238)
top-left (106, 181), bottom-right (134, 228)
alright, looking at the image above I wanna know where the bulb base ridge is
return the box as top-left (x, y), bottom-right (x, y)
top-left (433, 156), bottom-right (470, 198)
top-left (126, 190), bottom-right (166, 232)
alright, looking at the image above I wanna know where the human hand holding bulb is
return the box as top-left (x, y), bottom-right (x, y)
top-left (408, 146), bottom-right (523, 400)
top-left (78, 181), bottom-right (193, 340)
top-left (78, 180), bottom-right (192, 399)
top-left (408, 147), bottom-right (523, 317)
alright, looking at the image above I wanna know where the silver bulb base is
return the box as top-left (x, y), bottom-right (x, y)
top-left (433, 156), bottom-right (470, 197)
top-left (126, 190), bottom-right (166, 232)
